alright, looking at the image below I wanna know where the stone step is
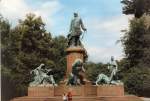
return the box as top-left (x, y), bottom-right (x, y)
top-left (11, 95), bottom-right (143, 101)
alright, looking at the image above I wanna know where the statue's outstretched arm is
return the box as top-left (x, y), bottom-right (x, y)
top-left (114, 60), bottom-right (118, 70)
top-left (80, 19), bottom-right (86, 31)
top-left (82, 66), bottom-right (86, 72)
top-left (30, 70), bottom-right (34, 74)
top-left (107, 63), bottom-right (110, 70)
top-left (69, 20), bottom-right (73, 33)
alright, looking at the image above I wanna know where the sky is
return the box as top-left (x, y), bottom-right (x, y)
top-left (0, 0), bottom-right (132, 63)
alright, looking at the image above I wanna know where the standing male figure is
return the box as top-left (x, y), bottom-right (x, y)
top-left (68, 13), bottom-right (87, 47)
top-left (108, 56), bottom-right (118, 81)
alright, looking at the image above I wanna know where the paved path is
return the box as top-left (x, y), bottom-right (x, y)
top-left (142, 98), bottom-right (150, 101)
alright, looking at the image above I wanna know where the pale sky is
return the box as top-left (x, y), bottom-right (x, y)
top-left (0, 0), bottom-right (132, 63)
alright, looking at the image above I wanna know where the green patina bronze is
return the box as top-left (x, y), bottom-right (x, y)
top-left (96, 56), bottom-right (123, 85)
top-left (67, 59), bottom-right (85, 85)
top-left (67, 13), bottom-right (87, 47)
top-left (29, 63), bottom-right (57, 87)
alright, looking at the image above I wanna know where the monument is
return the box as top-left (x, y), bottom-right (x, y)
top-left (10, 13), bottom-right (143, 101)
top-left (96, 56), bottom-right (123, 85)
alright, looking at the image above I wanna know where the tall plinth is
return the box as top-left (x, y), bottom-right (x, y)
top-left (66, 47), bottom-right (86, 76)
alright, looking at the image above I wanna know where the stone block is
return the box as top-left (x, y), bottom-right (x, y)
top-left (28, 86), bottom-right (54, 97)
top-left (97, 85), bottom-right (124, 96)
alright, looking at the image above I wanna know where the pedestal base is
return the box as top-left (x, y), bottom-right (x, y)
top-left (10, 84), bottom-right (143, 101)
top-left (54, 82), bottom-right (97, 96)
top-left (97, 85), bottom-right (124, 96)
top-left (66, 47), bottom-right (86, 76)
top-left (28, 86), bottom-right (54, 97)
top-left (11, 96), bottom-right (142, 101)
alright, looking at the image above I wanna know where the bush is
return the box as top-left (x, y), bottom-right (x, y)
top-left (124, 67), bottom-right (150, 97)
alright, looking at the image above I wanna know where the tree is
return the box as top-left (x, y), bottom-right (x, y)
top-left (121, 15), bottom-right (150, 69)
top-left (13, 13), bottom-right (67, 85)
top-left (51, 36), bottom-right (67, 82)
top-left (124, 67), bottom-right (150, 96)
top-left (1, 13), bottom-right (67, 101)
top-left (85, 62), bottom-right (109, 82)
top-left (121, 15), bottom-right (150, 96)
top-left (1, 15), bottom-right (17, 101)
top-left (121, 0), bottom-right (150, 18)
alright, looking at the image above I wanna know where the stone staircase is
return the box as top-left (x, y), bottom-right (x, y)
top-left (10, 84), bottom-right (143, 101)
top-left (11, 96), bottom-right (142, 101)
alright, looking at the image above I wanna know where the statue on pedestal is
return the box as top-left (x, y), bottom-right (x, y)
top-left (67, 59), bottom-right (85, 85)
top-left (96, 56), bottom-right (123, 85)
top-left (108, 56), bottom-right (118, 81)
top-left (67, 13), bottom-right (87, 47)
top-left (29, 63), bottom-right (57, 87)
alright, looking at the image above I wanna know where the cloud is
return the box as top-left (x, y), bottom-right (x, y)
top-left (86, 45), bottom-right (124, 63)
top-left (87, 15), bottom-right (132, 38)
top-left (0, 0), bottom-right (131, 63)
top-left (0, 0), bottom-right (30, 21)
top-left (33, 0), bottom-right (63, 29)
top-left (0, 0), bottom-right (62, 28)
top-left (83, 15), bottom-right (132, 63)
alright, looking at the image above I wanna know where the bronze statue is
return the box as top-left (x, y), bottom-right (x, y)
top-left (66, 59), bottom-right (85, 85)
top-left (96, 56), bottom-right (123, 85)
top-left (29, 63), bottom-right (57, 87)
top-left (67, 13), bottom-right (87, 47)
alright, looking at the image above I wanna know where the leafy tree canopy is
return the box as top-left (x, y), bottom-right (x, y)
top-left (121, 0), bottom-right (150, 18)
top-left (1, 13), bottom-right (67, 100)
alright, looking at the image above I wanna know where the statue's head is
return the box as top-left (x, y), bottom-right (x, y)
top-left (41, 63), bottom-right (45, 66)
top-left (75, 59), bottom-right (82, 63)
top-left (38, 63), bottom-right (45, 69)
top-left (74, 12), bottom-right (78, 17)
top-left (74, 59), bottom-right (83, 67)
top-left (111, 56), bottom-right (114, 61)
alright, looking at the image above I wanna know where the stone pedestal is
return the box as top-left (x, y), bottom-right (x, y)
top-left (66, 47), bottom-right (86, 76)
top-left (28, 86), bottom-right (54, 97)
top-left (11, 84), bottom-right (143, 101)
top-left (54, 81), bottom-right (97, 97)
top-left (11, 96), bottom-right (142, 101)
top-left (97, 85), bottom-right (124, 96)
